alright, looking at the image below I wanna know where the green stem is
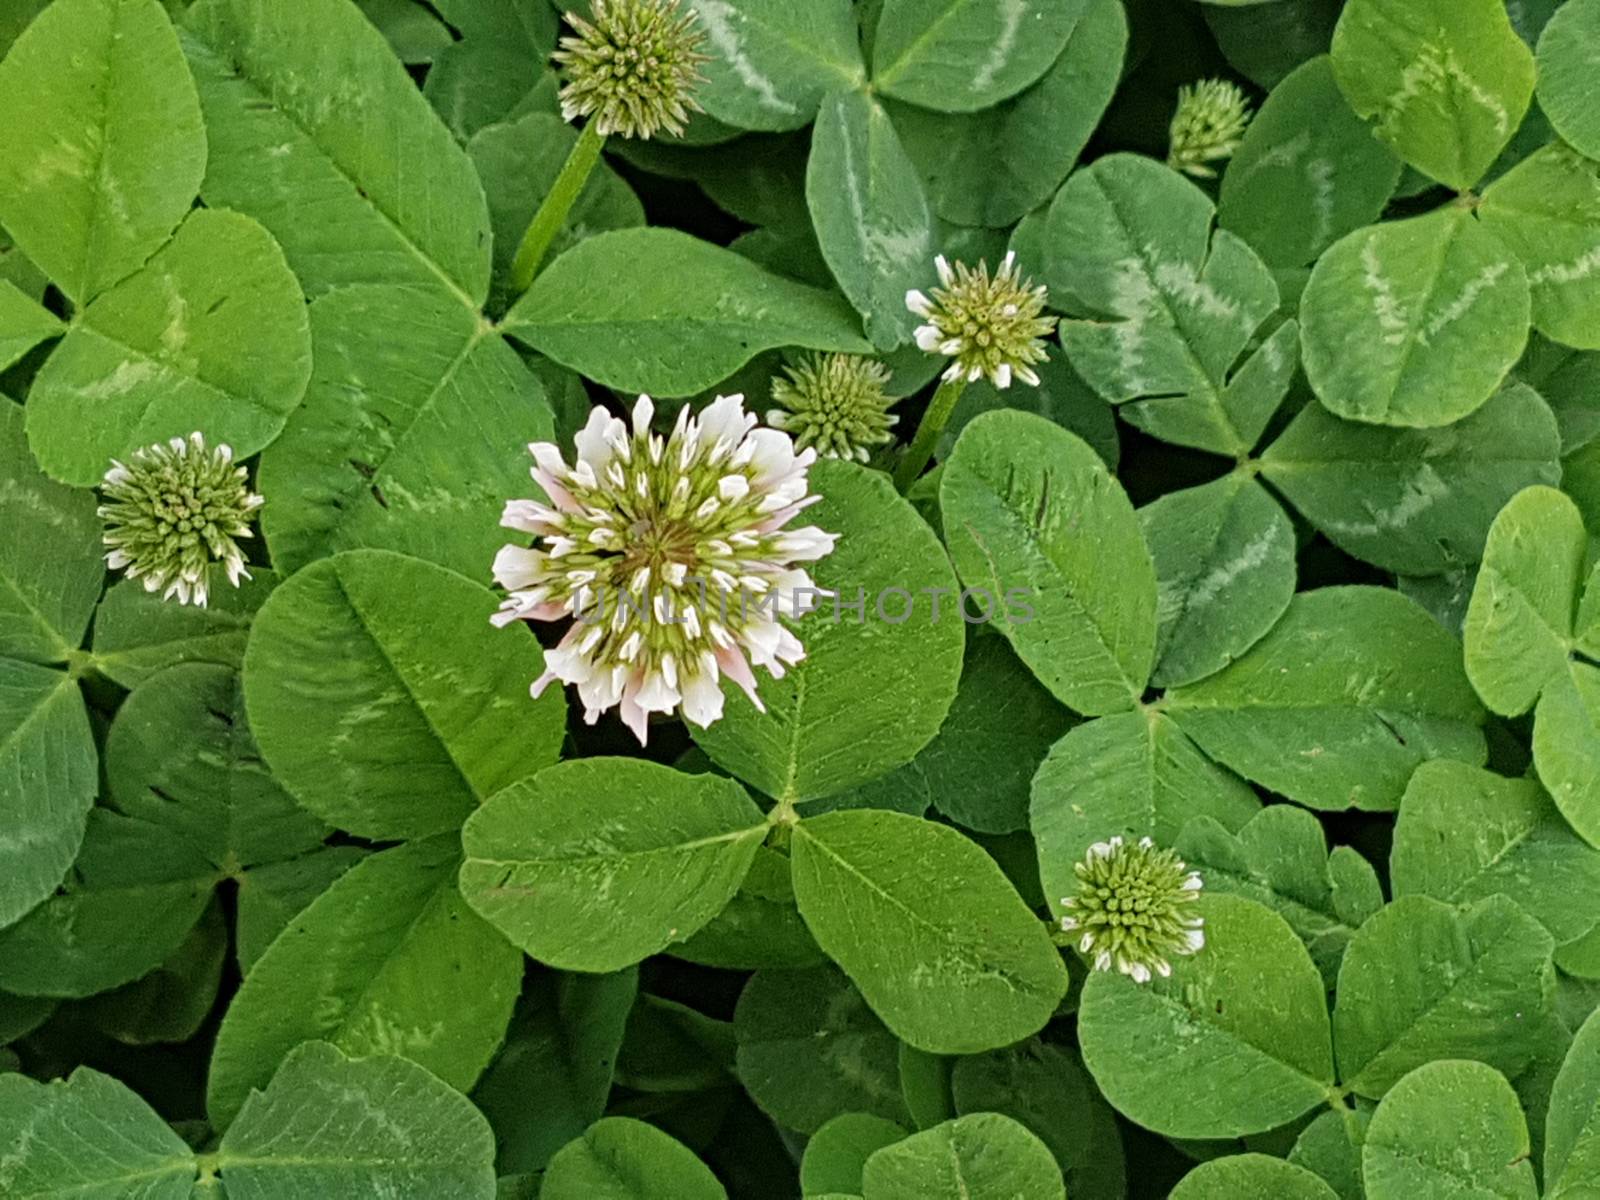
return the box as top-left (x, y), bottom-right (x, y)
top-left (509, 121), bottom-right (606, 294)
top-left (893, 377), bottom-right (966, 493)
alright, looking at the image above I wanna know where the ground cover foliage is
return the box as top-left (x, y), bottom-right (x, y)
top-left (2, 0), bottom-right (1600, 1196)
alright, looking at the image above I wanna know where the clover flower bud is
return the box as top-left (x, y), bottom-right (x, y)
top-left (766, 353), bottom-right (898, 464)
top-left (553, 0), bottom-right (709, 140)
top-left (904, 252), bottom-right (1056, 389)
top-left (1168, 78), bottom-right (1252, 179)
top-left (1059, 836), bottom-right (1205, 984)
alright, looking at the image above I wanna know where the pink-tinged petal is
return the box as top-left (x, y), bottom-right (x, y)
top-left (716, 645), bottom-right (765, 712)
top-left (618, 691), bottom-right (650, 745)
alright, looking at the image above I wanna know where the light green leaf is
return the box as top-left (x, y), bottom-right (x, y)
top-left (1362, 1060), bottom-right (1537, 1200)
top-left (1289, 1109), bottom-right (1367, 1200)
top-left (885, 0), bottom-right (1125, 229)
top-left (693, 461), bottom-right (964, 804)
top-left (686, 0), bottom-right (865, 132)
top-left (0, 0), bottom-right (205, 305)
top-left (233, 845), bottom-right (366, 974)
top-left (735, 964), bottom-right (910, 1134)
top-left (257, 285), bottom-right (553, 579)
top-left (1333, 894), bottom-right (1555, 1098)
top-left (25, 208), bottom-right (312, 486)
top-left (1168, 587), bottom-right (1486, 811)
top-left (0, 400), bottom-right (101, 665)
top-left (0, 280), bottom-right (61, 371)
top-left (542, 1117), bottom-right (727, 1200)
top-left (861, 1113), bottom-right (1063, 1200)
top-left (89, 571), bottom-right (272, 688)
top-left (1299, 207), bottom-right (1530, 428)
top-left (871, 0), bottom-right (1086, 113)
top-left (243, 550), bottom-right (564, 841)
top-left (459, 758), bottom-right (768, 972)
top-left (802, 1113), bottom-right (908, 1197)
top-left (1079, 894), bottom-right (1334, 1139)
top-left (805, 89), bottom-right (935, 349)
top-left (106, 663), bottom-right (327, 870)
top-left (1547, 1006), bottom-right (1600, 1197)
top-left (940, 410), bottom-right (1156, 715)
top-left (1261, 380), bottom-right (1562, 574)
top-left (1392, 760), bottom-right (1600, 947)
top-left (1463, 485), bottom-right (1588, 716)
top-left (1480, 141), bottom-right (1600, 352)
top-left (1533, 662), bottom-right (1600, 849)
top-left (216, 1041), bottom-right (497, 1199)
top-left (1331, 0), bottom-right (1535, 191)
top-left (1219, 56), bottom-right (1403, 268)
top-left (207, 836), bottom-right (521, 1129)
top-left (1536, 0), bottom-right (1600, 163)
top-left (1172, 1155), bottom-right (1340, 1200)
top-left (790, 809), bottom-right (1068, 1054)
top-left (1178, 806), bottom-right (1381, 986)
top-left (0, 660), bottom-right (96, 931)
top-left (0, 1066), bottom-right (196, 1199)
top-left (1030, 710), bottom-right (1261, 913)
top-left (470, 967), bottom-right (639, 1175)
top-left (1048, 154), bottom-right (1292, 456)
top-left (503, 227), bottom-right (870, 396)
top-left (182, 0), bottom-right (493, 306)
top-left (1140, 475), bottom-right (1296, 689)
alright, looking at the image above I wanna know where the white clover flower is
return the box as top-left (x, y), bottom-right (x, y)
top-left (553, 0), bottom-right (709, 140)
top-left (98, 432), bottom-right (262, 609)
top-left (766, 353), bottom-right (898, 463)
top-left (1059, 835), bottom-right (1205, 984)
top-left (493, 394), bottom-right (837, 745)
top-left (905, 252), bottom-right (1056, 389)
top-left (1168, 78), bottom-right (1252, 179)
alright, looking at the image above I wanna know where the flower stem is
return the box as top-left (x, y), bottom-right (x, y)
top-left (893, 377), bottom-right (966, 493)
top-left (509, 121), bottom-right (607, 294)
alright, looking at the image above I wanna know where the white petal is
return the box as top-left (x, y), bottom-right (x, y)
top-left (631, 394), bottom-right (655, 436)
top-left (915, 324), bottom-right (944, 352)
top-left (905, 289), bottom-right (933, 317)
top-left (492, 544), bottom-right (547, 590)
top-left (680, 670), bottom-right (725, 728)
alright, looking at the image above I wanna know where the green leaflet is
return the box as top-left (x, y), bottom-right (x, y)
top-left (805, 89), bottom-right (935, 349)
top-left (459, 758), bottom-right (768, 972)
top-left (0, 400), bottom-right (101, 665)
top-left (243, 549), bottom-right (564, 841)
top-left (885, 0), bottom-right (1125, 229)
top-left (0, 280), bottom-right (62, 372)
top-left (1362, 1060), bottom-right (1537, 1200)
top-left (79, 897), bottom-right (227, 1046)
top-left (1534, 662), bottom-right (1600, 849)
top-left (1172, 1155), bottom-right (1340, 1200)
top-left (1333, 894), bottom-right (1556, 1098)
top-left (687, 0), bottom-right (866, 132)
top-left (542, 1117), bottom-right (727, 1200)
top-left (1261, 380), bottom-right (1562, 575)
top-left (1219, 56), bottom-right (1403, 269)
top-left (233, 845), bottom-right (366, 974)
top-left (1289, 1110), bottom-right (1367, 1200)
top-left (25, 208), bottom-right (312, 487)
top-left (183, 0), bottom-right (493, 306)
top-left (88, 572), bottom-right (273, 688)
top-left (1048, 153), bottom-right (1294, 456)
top-left (802, 1113), bottom-right (909, 1196)
top-left (257, 285), bottom-right (554, 579)
top-left (1548, 1007), bottom-right (1600, 1197)
top-left (502, 227), bottom-right (872, 396)
top-left (790, 808), bottom-right (1068, 1055)
top-left (734, 964), bottom-right (910, 1134)
top-left (1535, 0), bottom-right (1600, 162)
top-left (940, 410), bottom-right (1156, 715)
top-left (1480, 142), bottom-right (1600, 352)
top-left (0, 0), bottom-right (206, 306)
top-left (1078, 894), bottom-right (1334, 1139)
top-left (1299, 207), bottom-right (1530, 428)
top-left (694, 460), bottom-right (964, 804)
top-left (207, 836), bottom-right (521, 1129)
top-left (860, 1113), bottom-right (1064, 1200)
top-left (672, 843), bottom-right (825, 969)
top-left (422, 0), bottom-right (557, 141)
top-left (1331, 0), bottom-right (1535, 191)
top-left (949, 1039), bottom-right (1096, 1175)
top-left (1167, 587), bottom-right (1487, 811)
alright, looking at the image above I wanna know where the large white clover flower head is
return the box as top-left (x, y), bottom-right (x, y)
top-left (493, 394), bottom-right (838, 745)
top-left (766, 353), bottom-right (898, 464)
top-left (553, 0), bottom-right (709, 140)
top-left (905, 252), bottom-right (1056, 389)
top-left (1059, 835), bottom-right (1205, 984)
top-left (98, 432), bottom-right (262, 609)
top-left (1168, 78), bottom-right (1252, 179)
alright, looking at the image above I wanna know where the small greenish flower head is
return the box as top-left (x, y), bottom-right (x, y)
top-left (554, 0), bottom-right (709, 140)
top-left (1060, 836), bottom-right (1204, 984)
top-left (1168, 78), bottom-right (1252, 179)
top-left (98, 432), bottom-right (262, 609)
top-left (905, 252), bottom-right (1056, 389)
top-left (766, 353), bottom-right (898, 464)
